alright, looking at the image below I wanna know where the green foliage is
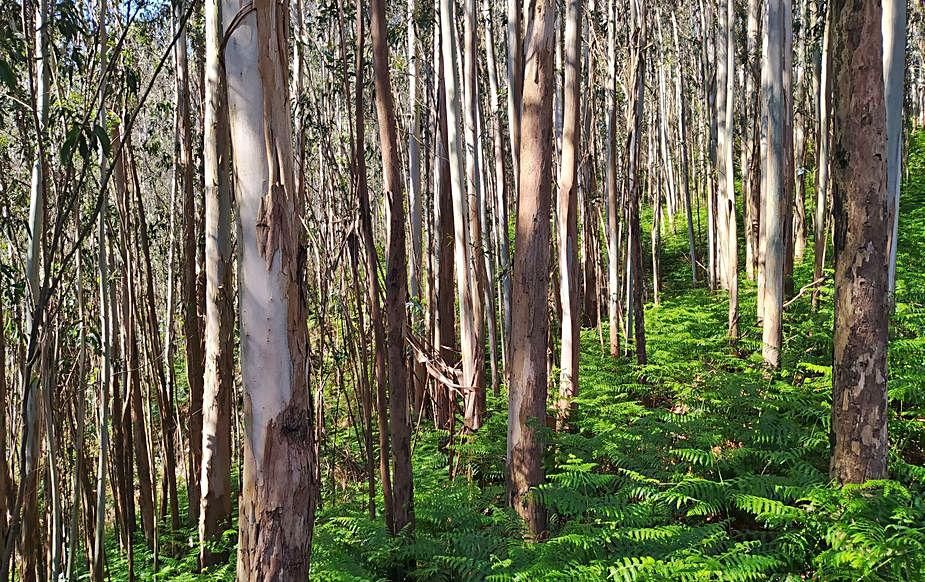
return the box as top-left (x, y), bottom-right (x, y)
top-left (120, 134), bottom-right (925, 581)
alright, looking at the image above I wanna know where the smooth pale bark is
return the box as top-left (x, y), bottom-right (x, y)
top-left (812, 4), bottom-right (833, 310)
top-left (580, 0), bottom-right (598, 324)
top-left (719, 0), bottom-right (738, 340)
top-left (463, 0), bottom-right (488, 429)
top-left (782, 0), bottom-right (795, 294)
top-left (762, 0), bottom-right (785, 369)
top-left (91, 4), bottom-right (111, 578)
top-left (224, 2), bottom-right (316, 578)
top-left (370, 0), bottom-right (415, 535)
top-left (15, 1), bottom-right (50, 576)
top-left (407, 0), bottom-right (423, 300)
top-left (483, 0), bottom-right (513, 378)
top-left (605, 1), bottom-right (621, 357)
top-left (556, 0), bottom-right (580, 428)
top-left (671, 14), bottom-right (697, 285)
top-left (199, 0), bottom-right (233, 565)
top-left (744, 0), bottom-right (761, 280)
top-left (626, 3), bottom-right (647, 365)
top-left (440, 0), bottom-right (480, 433)
top-left (829, 0), bottom-right (889, 484)
top-left (506, 0), bottom-right (523, 200)
top-left (883, 0), bottom-right (906, 301)
top-left (508, 0), bottom-right (555, 538)
top-left (174, 0), bottom-right (205, 526)
top-left (792, 0), bottom-right (809, 262)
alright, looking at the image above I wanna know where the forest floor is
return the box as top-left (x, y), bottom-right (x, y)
top-left (112, 133), bottom-right (925, 580)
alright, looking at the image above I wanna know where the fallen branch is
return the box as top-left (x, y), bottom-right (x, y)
top-left (784, 276), bottom-right (826, 309)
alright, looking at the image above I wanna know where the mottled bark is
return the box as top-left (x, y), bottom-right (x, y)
top-left (829, 0), bottom-right (890, 484)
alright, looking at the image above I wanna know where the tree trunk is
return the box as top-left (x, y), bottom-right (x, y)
top-left (175, 0), bottom-right (204, 527)
top-left (762, 0), bottom-right (785, 369)
top-left (225, 2), bottom-right (316, 578)
top-left (433, 27), bottom-right (457, 432)
top-left (508, 0), bottom-right (555, 538)
top-left (199, 0), bottom-right (234, 565)
top-left (812, 3), bottom-right (833, 311)
top-left (440, 0), bottom-right (481, 434)
top-left (719, 0), bottom-right (738, 340)
top-left (370, 0), bottom-right (415, 535)
top-left (556, 0), bottom-right (581, 428)
top-left (605, 1), bottom-right (621, 357)
top-left (483, 0), bottom-right (513, 380)
top-left (829, 0), bottom-right (890, 484)
top-left (883, 0), bottom-right (906, 301)
top-left (627, 4), bottom-right (647, 365)
top-left (463, 0), bottom-right (488, 429)
top-left (353, 0), bottom-right (394, 532)
top-left (506, 0), bottom-right (523, 200)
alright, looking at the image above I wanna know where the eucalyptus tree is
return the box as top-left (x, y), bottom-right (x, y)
top-left (883, 0), bottom-right (906, 302)
top-left (829, 0), bottom-right (890, 484)
top-left (556, 0), bottom-right (581, 426)
top-left (223, 1), bottom-right (316, 577)
top-left (199, 0), bottom-right (234, 565)
top-left (508, 0), bottom-right (556, 538)
top-left (370, 0), bottom-right (415, 535)
top-left (440, 0), bottom-right (482, 433)
top-left (762, 0), bottom-right (786, 369)
top-left (174, 0), bottom-right (205, 526)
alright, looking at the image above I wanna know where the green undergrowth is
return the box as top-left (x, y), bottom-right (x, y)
top-left (114, 135), bottom-right (925, 580)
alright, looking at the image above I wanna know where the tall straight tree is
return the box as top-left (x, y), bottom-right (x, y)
top-left (353, 0), bottom-right (393, 531)
top-left (440, 0), bottom-right (481, 435)
top-left (199, 0), bottom-right (233, 565)
top-left (762, 0), bottom-right (785, 368)
top-left (883, 0), bottom-right (906, 301)
top-left (556, 0), bottom-right (581, 426)
top-left (605, 0), bottom-right (621, 357)
top-left (717, 0), bottom-right (738, 340)
top-left (175, 0), bottom-right (205, 525)
top-left (370, 0), bottom-right (415, 534)
top-left (812, 3), bottom-right (833, 310)
top-left (508, 0), bottom-right (555, 538)
top-left (506, 0), bottom-right (523, 199)
top-left (223, 1), bottom-right (316, 578)
top-left (463, 0), bottom-right (488, 429)
top-left (626, 0), bottom-right (647, 365)
top-left (829, 0), bottom-right (890, 484)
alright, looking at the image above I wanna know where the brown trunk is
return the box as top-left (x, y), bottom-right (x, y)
top-left (370, 0), bottom-right (414, 535)
top-left (353, 1), bottom-right (394, 532)
top-left (829, 0), bottom-right (890, 484)
top-left (175, 0), bottom-right (204, 527)
top-left (508, 0), bottom-right (555, 538)
top-left (434, 35), bottom-right (457, 432)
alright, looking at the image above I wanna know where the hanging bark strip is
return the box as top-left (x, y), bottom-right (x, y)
top-left (225, 1), bottom-right (317, 578)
